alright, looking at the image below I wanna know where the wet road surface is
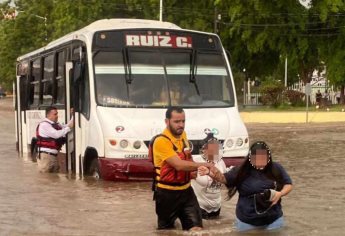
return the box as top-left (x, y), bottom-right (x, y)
top-left (1, 97), bottom-right (345, 236)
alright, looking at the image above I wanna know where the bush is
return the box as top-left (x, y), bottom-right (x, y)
top-left (259, 80), bottom-right (285, 107)
top-left (283, 89), bottom-right (305, 106)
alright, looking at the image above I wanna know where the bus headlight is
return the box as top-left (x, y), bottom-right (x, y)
top-left (225, 139), bottom-right (234, 148)
top-left (120, 139), bottom-right (129, 149)
top-left (133, 140), bottom-right (141, 149)
top-left (236, 138), bottom-right (244, 147)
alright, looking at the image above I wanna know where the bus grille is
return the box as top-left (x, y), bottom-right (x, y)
top-left (144, 139), bottom-right (224, 155)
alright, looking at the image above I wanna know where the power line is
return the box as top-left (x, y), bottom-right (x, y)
top-left (219, 21), bottom-right (345, 31)
top-left (53, 1), bottom-right (345, 18)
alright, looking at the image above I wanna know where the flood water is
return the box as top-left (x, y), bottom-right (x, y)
top-left (1, 97), bottom-right (345, 236)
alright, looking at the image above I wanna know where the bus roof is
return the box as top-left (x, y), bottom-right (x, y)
top-left (17, 19), bottom-right (184, 61)
top-left (81, 18), bottom-right (181, 31)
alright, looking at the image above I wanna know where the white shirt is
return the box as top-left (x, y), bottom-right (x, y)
top-left (38, 118), bottom-right (72, 154)
top-left (191, 155), bottom-right (227, 213)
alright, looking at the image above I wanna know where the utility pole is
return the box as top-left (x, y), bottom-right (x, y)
top-left (284, 56), bottom-right (288, 87)
top-left (32, 14), bottom-right (47, 41)
top-left (213, 8), bottom-right (221, 34)
top-left (214, 7), bottom-right (217, 33)
top-left (15, 10), bottom-right (47, 41)
top-left (243, 68), bottom-right (247, 106)
top-left (159, 0), bottom-right (163, 21)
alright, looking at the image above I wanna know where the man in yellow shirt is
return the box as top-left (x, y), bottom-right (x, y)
top-left (153, 107), bottom-right (212, 231)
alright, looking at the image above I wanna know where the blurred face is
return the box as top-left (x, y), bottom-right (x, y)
top-left (170, 90), bottom-right (181, 105)
top-left (166, 111), bottom-right (185, 137)
top-left (47, 109), bottom-right (58, 123)
top-left (250, 149), bottom-right (269, 169)
top-left (204, 143), bottom-right (219, 162)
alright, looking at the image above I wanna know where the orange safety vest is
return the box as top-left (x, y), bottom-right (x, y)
top-left (150, 134), bottom-right (192, 187)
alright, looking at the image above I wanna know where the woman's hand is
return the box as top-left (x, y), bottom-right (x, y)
top-left (197, 166), bottom-right (210, 176)
top-left (270, 191), bottom-right (282, 205)
top-left (198, 166), bottom-right (227, 184)
top-left (271, 184), bottom-right (293, 206)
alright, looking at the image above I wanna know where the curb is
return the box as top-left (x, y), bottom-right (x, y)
top-left (240, 111), bottom-right (345, 123)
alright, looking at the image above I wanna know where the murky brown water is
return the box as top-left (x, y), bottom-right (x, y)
top-left (1, 97), bottom-right (345, 236)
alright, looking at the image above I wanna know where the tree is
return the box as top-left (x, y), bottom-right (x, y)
top-left (1, 0), bottom-right (345, 97)
top-left (0, 3), bottom-right (18, 90)
top-left (213, 0), bottom-right (329, 86)
top-left (316, 0), bottom-right (345, 103)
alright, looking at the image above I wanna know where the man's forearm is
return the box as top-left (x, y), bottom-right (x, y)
top-left (175, 160), bottom-right (203, 171)
top-left (166, 156), bottom-right (213, 172)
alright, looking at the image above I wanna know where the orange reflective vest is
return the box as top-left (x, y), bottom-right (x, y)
top-left (150, 134), bottom-right (192, 187)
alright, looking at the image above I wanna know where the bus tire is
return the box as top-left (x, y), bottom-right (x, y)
top-left (89, 158), bottom-right (101, 180)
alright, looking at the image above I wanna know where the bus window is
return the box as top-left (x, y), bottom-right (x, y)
top-left (163, 52), bottom-right (234, 107)
top-left (19, 75), bottom-right (28, 110)
top-left (17, 61), bottom-right (29, 76)
top-left (17, 61), bottom-right (29, 110)
top-left (193, 53), bottom-right (234, 106)
top-left (80, 63), bottom-right (90, 118)
top-left (94, 51), bottom-right (129, 106)
top-left (56, 51), bottom-right (65, 105)
top-left (42, 54), bottom-right (54, 105)
top-left (94, 50), bottom-right (168, 107)
top-left (128, 51), bottom-right (166, 106)
top-left (163, 52), bottom-right (194, 106)
top-left (29, 58), bottom-right (41, 108)
top-left (94, 49), bottom-right (233, 108)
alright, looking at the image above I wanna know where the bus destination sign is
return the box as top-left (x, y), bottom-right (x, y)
top-left (125, 34), bottom-right (192, 48)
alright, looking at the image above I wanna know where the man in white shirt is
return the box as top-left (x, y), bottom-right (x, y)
top-left (36, 106), bottom-right (73, 173)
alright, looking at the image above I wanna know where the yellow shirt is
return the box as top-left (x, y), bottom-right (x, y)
top-left (153, 128), bottom-right (191, 190)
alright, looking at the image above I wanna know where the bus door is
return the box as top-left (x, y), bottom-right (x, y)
top-left (66, 60), bottom-right (85, 176)
top-left (15, 77), bottom-right (22, 154)
top-left (17, 75), bottom-right (29, 155)
top-left (65, 62), bottom-right (76, 173)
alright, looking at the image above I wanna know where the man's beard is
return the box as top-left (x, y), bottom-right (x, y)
top-left (169, 124), bottom-right (183, 136)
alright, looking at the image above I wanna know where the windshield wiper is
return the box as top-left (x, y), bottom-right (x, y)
top-left (190, 50), bottom-right (200, 96)
top-left (123, 48), bottom-right (132, 84)
top-left (122, 48), bottom-right (132, 101)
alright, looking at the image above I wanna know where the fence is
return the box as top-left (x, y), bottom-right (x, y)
top-left (242, 82), bottom-right (339, 106)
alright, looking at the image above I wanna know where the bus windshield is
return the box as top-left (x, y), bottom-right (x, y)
top-left (93, 50), bottom-right (234, 108)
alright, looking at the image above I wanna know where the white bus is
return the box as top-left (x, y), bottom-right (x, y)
top-left (15, 19), bottom-right (249, 181)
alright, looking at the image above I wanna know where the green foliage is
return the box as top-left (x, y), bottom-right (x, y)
top-left (0, 19), bottom-right (17, 90)
top-left (1, 0), bottom-right (345, 94)
top-left (232, 70), bottom-right (245, 95)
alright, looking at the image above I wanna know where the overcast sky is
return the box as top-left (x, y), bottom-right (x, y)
top-left (0, 0), bottom-right (14, 5)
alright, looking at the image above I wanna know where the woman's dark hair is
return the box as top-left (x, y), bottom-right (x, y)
top-left (226, 141), bottom-right (284, 200)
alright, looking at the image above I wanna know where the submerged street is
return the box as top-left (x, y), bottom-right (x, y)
top-left (1, 97), bottom-right (345, 235)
